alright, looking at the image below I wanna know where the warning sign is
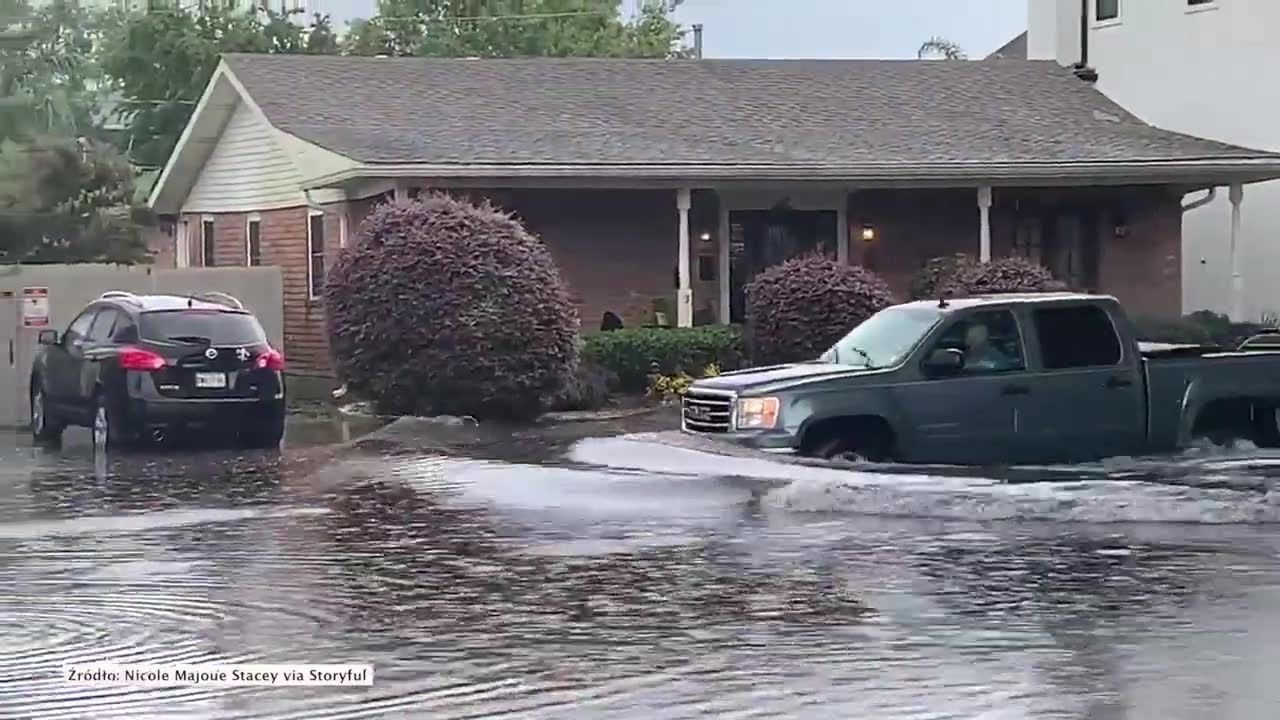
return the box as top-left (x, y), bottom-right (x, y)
top-left (21, 287), bottom-right (49, 328)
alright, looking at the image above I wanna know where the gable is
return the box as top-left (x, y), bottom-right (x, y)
top-left (182, 100), bottom-right (307, 213)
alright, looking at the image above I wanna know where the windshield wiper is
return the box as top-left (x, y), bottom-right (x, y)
top-left (846, 346), bottom-right (875, 369)
top-left (167, 335), bottom-right (213, 345)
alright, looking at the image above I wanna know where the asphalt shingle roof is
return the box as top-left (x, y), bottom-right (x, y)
top-left (222, 54), bottom-right (1275, 169)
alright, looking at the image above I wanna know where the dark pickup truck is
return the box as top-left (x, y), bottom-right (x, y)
top-left (681, 293), bottom-right (1280, 465)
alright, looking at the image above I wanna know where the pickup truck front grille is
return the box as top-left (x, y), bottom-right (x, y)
top-left (682, 389), bottom-right (735, 433)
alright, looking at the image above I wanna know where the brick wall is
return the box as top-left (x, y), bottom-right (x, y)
top-left (1097, 192), bottom-right (1182, 318)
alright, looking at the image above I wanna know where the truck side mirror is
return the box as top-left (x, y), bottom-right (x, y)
top-left (38, 329), bottom-right (59, 346)
top-left (923, 347), bottom-right (965, 376)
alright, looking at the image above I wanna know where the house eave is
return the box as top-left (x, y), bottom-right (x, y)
top-left (303, 158), bottom-right (1280, 190)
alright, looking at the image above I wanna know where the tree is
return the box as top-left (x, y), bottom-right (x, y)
top-left (1, 0), bottom-right (109, 142)
top-left (97, 7), bottom-right (338, 170)
top-left (918, 35), bottom-right (966, 60)
top-left (343, 0), bottom-right (687, 59)
top-left (0, 134), bottom-right (152, 264)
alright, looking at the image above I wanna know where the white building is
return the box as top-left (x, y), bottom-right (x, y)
top-left (1023, 0), bottom-right (1280, 321)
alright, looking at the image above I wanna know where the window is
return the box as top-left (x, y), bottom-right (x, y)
top-left (112, 316), bottom-right (139, 344)
top-left (201, 217), bottom-right (216, 267)
top-left (1034, 305), bottom-right (1122, 369)
top-left (176, 220), bottom-right (190, 268)
top-left (307, 211), bottom-right (325, 299)
top-left (1095, 0), bottom-right (1119, 21)
top-left (1187, 0), bottom-right (1214, 5)
top-left (928, 310), bottom-right (1026, 375)
top-left (246, 216), bottom-right (262, 266)
top-left (139, 310), bottom-right (267, 345)
top-left (824, 304), bottom-right (943, 368)
top-left (66, 309), bottom-right (97, 344)
top-left (86, 310), bottom-right (119, 344)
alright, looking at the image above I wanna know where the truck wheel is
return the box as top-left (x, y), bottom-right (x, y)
top-left (813, 434), bottom-right (891, 464)
top-left (30, 385), bottom-right (64, 447)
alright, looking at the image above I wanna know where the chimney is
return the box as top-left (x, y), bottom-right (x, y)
top-left (1072, 0), bottom-right (1099, 82)
top-left (692, 23), bottom-right (703, 59)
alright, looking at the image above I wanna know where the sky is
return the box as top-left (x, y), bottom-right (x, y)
top-left (668, 0), bottom-right (1027, 60)
top-left (316, 0), bottom-right (1029, 60)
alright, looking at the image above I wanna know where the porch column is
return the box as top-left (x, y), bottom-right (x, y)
top-left (977, 185), bottom-right (993, 262)
top-left (677, 188), bottom-right (693, 327)
top-left (718, 202), bottom-right (731, 324)
top-left (835, 202), bottom-right (849, 264)
top-left (1229, 183), bottom-right (1244, 320)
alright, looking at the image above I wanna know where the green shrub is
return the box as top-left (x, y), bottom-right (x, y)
top-left (1132, 310), bottom-right (1270, 347)
top-left (910, 253), bottom-right (975, 300)
top-left (582, 325), bottom-right (745, 393)
top-left (939, 255), bottom-right (1066, 296)
top-left (324, 193), bottom-right (580, 421)
top-left (745, 253), bottom-right (896, 365)
top-left (549, 360), bottom-right (616, 412)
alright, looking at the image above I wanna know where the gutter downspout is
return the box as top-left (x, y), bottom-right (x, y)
top-left (1073, 0), bottom-right (1099, 83)
top-left (1182, 187), bottom-right (1216, 212)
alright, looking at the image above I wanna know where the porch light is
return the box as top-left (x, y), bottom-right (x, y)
top-left (699, 232), bottom-right (712, 241)
top-left (861, 224), bottom-right (876, 242)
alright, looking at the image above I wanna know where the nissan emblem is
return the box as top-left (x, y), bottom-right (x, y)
top-left (205, 348), bottom-right (218, 360)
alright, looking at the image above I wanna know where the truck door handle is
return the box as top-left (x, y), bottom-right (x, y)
top-left (1105, 376), bottom-right (1133, 388)
top-left (1001, 384), bottom-right (1030, 396)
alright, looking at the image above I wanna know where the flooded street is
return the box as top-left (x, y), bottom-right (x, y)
top-left (4, 414), bottom-right (1280, 719)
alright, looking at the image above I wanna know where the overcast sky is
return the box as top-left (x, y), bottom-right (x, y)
top-left (669, 0), bottom-right (1027, 60)
top-left (318, 0), bottom-right (1028, 60)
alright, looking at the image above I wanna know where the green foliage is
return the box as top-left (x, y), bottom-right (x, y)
top-left (324, 193), bottom-right (580, 421)
top-left (0, 134), bottom-right (152, 263)
top-left (582, 325), bottom-right (745, 393)
top-left (647, 362), bottom-right (719, 404)
top-left (97, 7), bottom-right (338, 169)
top-left (1131, 310), bottom-right (1275, 348)
top-left (1, 0), bottom-right (109, 142)
top-left (746, 253), bottom-right (896, 365)
top-left (918, 35), bottom-right (967, 60)
top-left (909, 253), bottom-right (974, 300)
top-left (549, 358), bottom-right (616, 412)
top-left (343, 0), bottom-right (688, 58)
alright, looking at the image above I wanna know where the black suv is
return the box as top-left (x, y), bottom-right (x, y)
top-left (29, 291), bottom-right (287, 450)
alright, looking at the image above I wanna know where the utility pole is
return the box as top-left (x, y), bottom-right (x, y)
top-left (692, 23), bottom-right (702, 58)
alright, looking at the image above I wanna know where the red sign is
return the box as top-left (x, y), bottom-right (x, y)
top-left (22, 287), bottom-right (49, 328)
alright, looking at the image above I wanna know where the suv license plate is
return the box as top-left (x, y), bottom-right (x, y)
top-left (195, 372), bottom-right (228, 389)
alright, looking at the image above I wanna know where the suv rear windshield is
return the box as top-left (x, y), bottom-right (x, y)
top-left (139, 310), bottom-right (267, 346)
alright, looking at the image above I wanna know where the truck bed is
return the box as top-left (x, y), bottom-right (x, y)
top-left (1142, 347), bottom-right (1280, 450)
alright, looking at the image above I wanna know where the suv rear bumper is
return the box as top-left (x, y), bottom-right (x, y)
top-left (118, 371), bottom-right (285, 432)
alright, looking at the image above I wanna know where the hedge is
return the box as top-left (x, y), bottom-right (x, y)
top-left (582, 325), bottom-right (746, 393)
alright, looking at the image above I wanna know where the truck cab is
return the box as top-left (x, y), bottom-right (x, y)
top-left (682, 293), bottom-right (1280, 466)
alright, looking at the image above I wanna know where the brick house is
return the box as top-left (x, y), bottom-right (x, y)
top-left (147, 53), bottom-right (1280, 378)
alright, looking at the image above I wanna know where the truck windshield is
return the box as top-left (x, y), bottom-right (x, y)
top-left (822, 305), bottom-right (943, 368)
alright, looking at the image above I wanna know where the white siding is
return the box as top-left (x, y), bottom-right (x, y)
top-left (183, 101), bottom-right (307, 214)
top-left (1027, 0), bottom-right (1280, 320)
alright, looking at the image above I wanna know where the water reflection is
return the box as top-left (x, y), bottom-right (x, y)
top-left (2, 419), bottom-right (1280, 718)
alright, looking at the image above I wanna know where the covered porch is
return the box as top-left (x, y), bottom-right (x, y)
top-left (348, 179), bottom-right (1247, 329)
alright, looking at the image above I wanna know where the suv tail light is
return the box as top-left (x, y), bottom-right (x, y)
top-left (119, 347), bottom-right (167, 371)
top-left (256, 347), bottom-right (285, 371)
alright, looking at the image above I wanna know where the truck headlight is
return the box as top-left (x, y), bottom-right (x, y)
top-left (737, 397), bottom-right (779, 429)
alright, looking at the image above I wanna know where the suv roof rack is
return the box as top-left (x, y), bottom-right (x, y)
top-left (189, 292), bottom-right (244, 311)
top-left (99, 290), bottom-right (141, 305)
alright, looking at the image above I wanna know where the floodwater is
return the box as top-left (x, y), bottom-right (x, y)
top-left (4, 412), bottom-right (1280, 719)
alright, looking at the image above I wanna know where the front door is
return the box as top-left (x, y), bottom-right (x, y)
top-left (892, 309), bottom-right (1030, 465)
top-left (728, 208), bottom-right (838, 322)
top-left (1018, 303), bottom-right (1146, 463)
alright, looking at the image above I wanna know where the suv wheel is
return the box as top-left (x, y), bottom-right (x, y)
top-left (30, 385), bottom-right (64, 446)
top-left (92, 393), bottom-right (133, 453)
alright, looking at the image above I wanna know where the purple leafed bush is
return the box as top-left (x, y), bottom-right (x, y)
top-left (324, 193), bottom-right (580, 421)
top-left (745, 253), bottom-right (896, 365)
top-left (939, 255), bottom-right (1067, 296)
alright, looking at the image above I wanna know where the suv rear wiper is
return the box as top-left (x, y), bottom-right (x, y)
top-left (168, 335), bottom-right (213, 345)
